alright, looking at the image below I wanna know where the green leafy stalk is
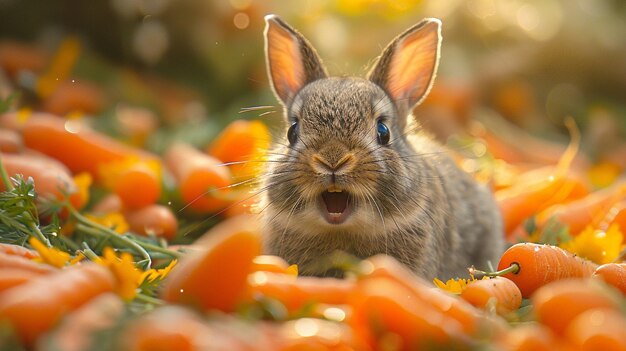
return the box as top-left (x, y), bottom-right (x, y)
top-left (0, 155), bottom-right (13, 191)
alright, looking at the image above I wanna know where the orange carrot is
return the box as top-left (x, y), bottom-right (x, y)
top-left (536, 183), bottom-right (626, 236)
top-left (113, 162), bottom-right (161, 209)
top-left (0, 243), bottom-right (39, 259)
top-left (531, 278), bottom-right (620, 335)
top-left (165, 142), bottom-right (232, 213)
top-left (496, 173), bottom-right (589, 236)
top-left (350, 276), bottom-right (467, 350)
top-left (120, 305), bottom-right (251, 351)
top-left (21, 115), bottom-right (159, 181)
top-left (592, 263), bottom-right (626, 296)
top-left (564, 308), bottom-right (626, 351)
top-left (44, 293), bottom-right (124, 351)
top-left (42, 79), bottom-right (105, 116)
top-left (91, 193), bottom-right (123, 215)
top-left (460, 277), bottom-right (522, 315)
top-left (0, 41), bottom-right (47, 79)
top-left (602, 201), bottom-right (626, 232)
top-left (277, 318), bottom-right (367, 351)
top-left (497, 243), bottom-right (598, 298)
top-left (0, 129), bottom-right (21, 153)
top-left (0, 152), bottom-right (86, 210)
top-left (160, 214), bottom-right (261, 312)
top-left (0, 263), bottom-right (115, 346)
top-left (251, 255), bottom-right (296, 275)
top-left (246, 272), bottom-right (354, 312)
top-left (496, 324), bottom-right (561, 351)
top-left (124, 204), bottom-right (178, 240)
top-left (0, 252), bottom-right (56, 275)
top-left (206, 119), bottom-right (270, 179)
top-left (0, 269), bottom-right (41, 293)
top-left (360, 255), bottom-right (484, 335)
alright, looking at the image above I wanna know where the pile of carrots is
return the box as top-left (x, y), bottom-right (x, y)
top-left (1, 40), bottom-right (626, 351)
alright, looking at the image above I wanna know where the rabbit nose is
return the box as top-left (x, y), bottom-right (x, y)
top-left (310, 153), bottom-right (355, 174)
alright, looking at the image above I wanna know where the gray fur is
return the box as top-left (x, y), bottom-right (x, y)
top-left (261, 15), bottom-right (504, 280)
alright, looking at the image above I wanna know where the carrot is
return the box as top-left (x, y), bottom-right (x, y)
top-left (164, 142), bottom-right (232, 213)
top-left (42, 79), bottom-right (105, 116)
top-left (0, 129), bottom-right (22, 153)
top-left (460, 277), bottom-right (522, 315)
top-left (536, 183), bottom-right (626, 236)
top-left (349, 276), bottom-right (467, 350)
top-left (0, 269), bottom-right (41, 293)
top-left (496, 243), bottom-right (598, 298)
top-left (91, 193), bottom-right (123, 215)
top-left (0, 152), bottom-right (86, 210)
top-left (21, 115), bottom-right (159, 181)
top-left (531, 278), bottom-right (620, 335)
top-left (496, 173), bottom-right (589, 236)
top-left (0, 263), bottom-right (115, 346)
top-left (592, 263), bottom-right (626, 296)
top-left (160, 214), bottom-right (261, 312)
top-left (0, 252), bottom-right (56, 275)
top-left (564, 308), bottom-right (626, 351)
top-left (496, 324), bottom-right (561, 351)
top-left (0, 243), bottom-right (39, 259)
top-left (251, 255), bottom-right (297, 275)
top-left (246, 272), bottom-right (354, 312)
top-left (0, 41), bottom-right (47, 79)
top-left (43, 293), bottom-right (124, 351)
top-left (115, 106), bottom-right (158, 148)
top-left (124, 204), bottom-right (178, 240)
top-left (602, 201), bottom-right (626, 232)
top-left (120, 305), bottom-right (249, 351)
top-left (206, 119), bottom-right (270, 180)
top-left (278, 318), bottom-right (366, 351)
top-left (113, 162), bottom-right (161, 209)
top-left (360, 255), bottom-right (484, 335)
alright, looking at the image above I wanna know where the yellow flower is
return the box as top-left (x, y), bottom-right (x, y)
top-left (72, 172), bottom-right (92, 207)
top-left (98, 247), bottom-right (142, 301)
top-left (433, 277), bottom-right (469, 295)
top-left (29, 237), bottom-right (70, 268)
top-left (560, 224), bottom-right (624, 264)
top-left (139, 259), bottom-right (177, 284)
top-left (286, 264), bottom-right (298, 276)
top-left (98, 157), bottom-right (161, 190)
top-left (35, 37), bottom-right (81, 98)
top-left (85, 212), bottom-right (129, 234)
top-left (16, 107), bottom-right (32, 124)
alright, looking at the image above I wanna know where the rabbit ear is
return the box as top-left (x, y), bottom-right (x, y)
top-left (264, 14), bottom-right (327, 105)
top-left (368, 18), bottom-right (441, 113)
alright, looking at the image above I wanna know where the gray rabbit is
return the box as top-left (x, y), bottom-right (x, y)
top-left (260, 14), bottom-right (503, 280)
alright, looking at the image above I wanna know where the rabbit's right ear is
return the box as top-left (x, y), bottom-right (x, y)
top-left (264, 14), bottom-right (327, 105)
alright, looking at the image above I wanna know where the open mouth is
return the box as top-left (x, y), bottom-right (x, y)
top-left (320, 187), bottom-right (351, 224)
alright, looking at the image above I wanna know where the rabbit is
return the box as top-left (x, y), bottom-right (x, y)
top-left (259, 14), bottom-right (504, 280)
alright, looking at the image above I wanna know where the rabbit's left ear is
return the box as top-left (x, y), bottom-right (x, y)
top-left (264, 14), bottom-right (327, 106)
top-left (368, 19), bottom-right (441, 114)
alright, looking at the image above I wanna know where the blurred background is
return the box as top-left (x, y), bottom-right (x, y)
top-left (0, 0), bottom-right (625, 180)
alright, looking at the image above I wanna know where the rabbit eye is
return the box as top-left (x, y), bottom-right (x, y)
top-left (377, 120), bottom-right (390, 145)
top-left (287, 121), bottom-right (299, 145)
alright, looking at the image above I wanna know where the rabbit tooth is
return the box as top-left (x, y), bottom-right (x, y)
top-left (327, 186), bottom-right (342, 193)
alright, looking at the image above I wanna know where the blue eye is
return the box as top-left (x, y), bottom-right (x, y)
top-left (288, 121), bottom-right (299, 145)
top-left (377, 120), bottom-right (390, 145)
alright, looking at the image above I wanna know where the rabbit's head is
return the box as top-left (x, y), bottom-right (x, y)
top-left (262, 14), bottom-right (441, 236)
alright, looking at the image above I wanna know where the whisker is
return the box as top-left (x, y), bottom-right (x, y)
top-left (239, 105), bottom-right (275, 113)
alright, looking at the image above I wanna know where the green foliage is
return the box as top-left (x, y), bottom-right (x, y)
top-left (0, 175), bottom-right (62, 249)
